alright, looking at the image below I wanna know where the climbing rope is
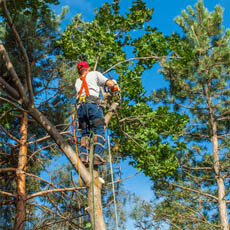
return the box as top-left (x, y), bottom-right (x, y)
top-left (89, 130), bottom-right (96, 230)
top-left (72, 111), bottom-right (82, 186)
top-left (107, 129), bottom-right (119, 230)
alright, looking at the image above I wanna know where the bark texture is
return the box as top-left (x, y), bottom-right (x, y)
top-left (208, 94), bottom-right (229, 230)
top-left (15, 111), bottom-right (28, 230)
top-left (88, 170), bottom-right (106, 230)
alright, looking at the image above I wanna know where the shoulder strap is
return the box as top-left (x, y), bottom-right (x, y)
top-left (78, 70), bottom-right (90, 98)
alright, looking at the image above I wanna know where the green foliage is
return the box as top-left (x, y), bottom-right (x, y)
top-left (0, 103), bottom-right (14, 129)
top-left (111, 105), bottom-right (188, 179)
top-left (56, 0), bottom-right (157, 100)
top-left (0, 0), bottom-right (59, 18)
top-left (57, 0), bottom-right (189, 182)
top-left (57, 0), bottom-right (153, 67)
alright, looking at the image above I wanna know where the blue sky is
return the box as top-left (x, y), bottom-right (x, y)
top-left (52, 0), bottom-right (230, 229)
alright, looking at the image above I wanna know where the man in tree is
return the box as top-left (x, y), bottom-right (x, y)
top-left (75, 61), bottom-right (119, 166)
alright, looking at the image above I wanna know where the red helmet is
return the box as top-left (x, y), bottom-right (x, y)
top-left (77, 61), bottom-right (89, 71)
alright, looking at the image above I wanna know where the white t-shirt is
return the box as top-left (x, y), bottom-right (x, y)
top-left (75, 71), bottom-right (108, 97)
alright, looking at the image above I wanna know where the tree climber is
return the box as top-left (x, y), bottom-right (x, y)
top-left (75, 61), bottom-right (119, 166)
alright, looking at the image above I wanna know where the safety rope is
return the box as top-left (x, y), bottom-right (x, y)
top-left (89, 130), bottom-right (96, 230)
top-left (107, 129), bottom-right (119, 230)
top-left (72, 112), bottom-right (82, 186)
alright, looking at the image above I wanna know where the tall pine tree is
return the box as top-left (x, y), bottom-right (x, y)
top-left (152, 1), bottom-right (230, 229)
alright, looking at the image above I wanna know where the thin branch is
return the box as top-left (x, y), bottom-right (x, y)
top-left (30, 203), bottom-right (69, 224)
top-left (27, 131), bottom-right (71, 145)
top-left (0, 96), bottom-right (25, 112)
top-left (25, 172), bottom-right (61, 189)
top-left (0, 124), bottom-right (20, 143)
top-left (27, 143), bottom-right (56, 163)
top-left (217, 133), bottom-right (230, 138)
top-left (168, 181), bottom-right (218, 201)
top-left (182, 166), bottom-right (213, 171)
top-left (121, 129), bottom-right (153, 155)
top-left (0, 168), bottom-right (16, 173)
top-left (103, 56), bottom-right (162, 74)
top-left (30, 203), bottom-right (83, 229)
top-left (0, 190), bottom-right (16, 198)
top-left (94, 56), bottom-right (100, 71)
top-left (217, 116), bottom-right (230, 121)
top-left (107, 172), bottom-right (140, 186)
top-left (27, 187), bottom-right (85, 200)
top-left (1, 0), bottom-right (33, 103)
top-left (0, 107), bottom-right (11, 121)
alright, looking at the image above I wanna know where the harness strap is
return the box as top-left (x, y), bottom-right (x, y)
top-left (93, 142), bottom-right (105, 148)
top-left (93, 134), bottom-right (105, 149)
top-left (80, 136), bottom-right (89, 150)
top-left (94, 134), bottom-right (106, 143)
top-left (78, 70), bottom-right (90, 98)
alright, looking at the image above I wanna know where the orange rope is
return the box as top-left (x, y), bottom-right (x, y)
top-left (72, 112), bottom-right (82, 186)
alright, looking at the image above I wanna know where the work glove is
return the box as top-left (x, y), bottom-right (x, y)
top-left (111, 79), bottom-right (120, 92)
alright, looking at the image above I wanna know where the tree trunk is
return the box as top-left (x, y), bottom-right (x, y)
top-left (208, 93), bottom-right (229, 230)
top-left (15, 111), bottom-right (28, 230)
top-left (211, 121), bottom-right (229, 230)
top-left (88, 169), bottom-right (106, 230)
top-left (87, 143), bottom-right (106, 230)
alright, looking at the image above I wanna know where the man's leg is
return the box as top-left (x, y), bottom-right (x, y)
top-left (88, 104), bottom-right (106, 164)
top-left (77, 104), bottom-right (90, 163)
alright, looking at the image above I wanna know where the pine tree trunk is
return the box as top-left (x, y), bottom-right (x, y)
top-left (211, 121), bottom-right (229, 230)
top-left (208, 91), bottom-right (229, 229)
top-left (15, 111), bottom-right (28, 230)
top-left (87, 169), bottom-right (106, 230)
top-left (86, 137), bottom-right (106, 230)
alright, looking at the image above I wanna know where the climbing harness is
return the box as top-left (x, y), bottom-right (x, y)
top-left (77, 69), bottom-right (90, 98)
top-left (77, 95), bottom-right (102, 105)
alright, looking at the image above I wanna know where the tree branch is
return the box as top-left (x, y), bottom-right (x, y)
top-left (0, 43), bottom-right (28, 103)
top-left (0, 190), bottom-right (16, 198)
top-left (0, 76), bottom-right (20, 100)
top-left (27, 187), bottom-right (85, 200)
top-left (0, 124), bottom-right (20, 143)
top-left (1, 0), bottom-right (34, 103)
top-left (103, 56), bottom-right (162, 74)
top-left (168, 181), bottom-right (218, 201)
top-left (0, 168), bottom-right (16, 173)
top-left (182, 166), bottom-right (213, 171)
top-left (27, 131), bottom-right (71, 146)
top-left (0, 96), bottom-right (26, 112)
